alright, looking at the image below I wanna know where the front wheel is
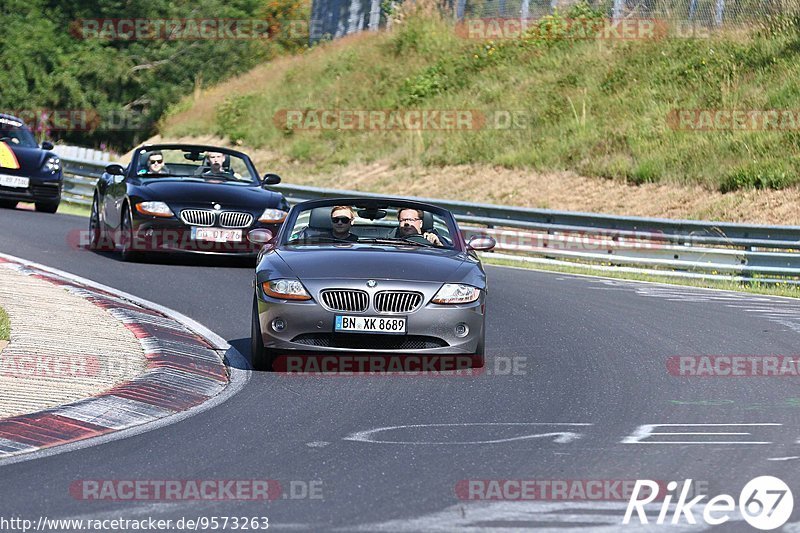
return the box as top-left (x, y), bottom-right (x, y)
top-left (119, 205), bottom-right (142, 262)
top-left (88, 197), bottom-right (113, 251)
top-left (35, 200), bottom-right (59, 213)
top-left (470, 336), bottom-right (485, 368)
top-left (251, 295), bottom-right (275, 371)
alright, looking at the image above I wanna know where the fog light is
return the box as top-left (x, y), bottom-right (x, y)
top-left (144, 229), bottom-right (154, 237)
top-left (272, 318), bottom-right (286, 332)
top-left (454, 323), bottom-right (469, 337)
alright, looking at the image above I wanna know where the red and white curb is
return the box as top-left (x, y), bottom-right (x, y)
top-left (0, 253), bottom-right (249, 464)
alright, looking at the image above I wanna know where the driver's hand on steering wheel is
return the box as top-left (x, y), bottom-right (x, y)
top-left (422, 232), bottom-right (442, 246)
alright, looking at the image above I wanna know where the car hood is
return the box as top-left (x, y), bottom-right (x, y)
top-left (275, 246), bottom-right (467, 281)
top-left (135, 179), bottom-right (284, 210)
top-left (0, 143), bottom-right (50, 174)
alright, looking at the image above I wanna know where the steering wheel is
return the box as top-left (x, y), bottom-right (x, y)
top-left (403, 234), bottom-right (434, 246)
top-left (438, 234), bottom-right (454, 247)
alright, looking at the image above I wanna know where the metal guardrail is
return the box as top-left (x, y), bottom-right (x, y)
top-left (61, 157), bottom-right (800, 284)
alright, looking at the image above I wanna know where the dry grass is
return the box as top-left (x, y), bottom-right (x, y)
top-left (162, 32), bottom-right (378, 138)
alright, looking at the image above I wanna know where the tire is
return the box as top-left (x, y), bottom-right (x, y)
top-left (0, 200), bottom-right (17, 209)
top-left (35, 201), bottom-right (59, 213)
top-left (88, 197), bottom-right (113, 251)
top-left (251, 295), bottom-right (275, 371)
top-left (471, 336), bottom-right (485, 369)
top-left (119, 204), bottom-right (142, 262)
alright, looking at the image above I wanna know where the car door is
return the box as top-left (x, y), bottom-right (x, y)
top-left (104, 165), bottom-right (129, 230)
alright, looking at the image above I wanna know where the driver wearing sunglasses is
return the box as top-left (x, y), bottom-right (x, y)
top-left (140, 151), bottom-right (169, 175)
top-left (329, 206), bottom-right (359, 242)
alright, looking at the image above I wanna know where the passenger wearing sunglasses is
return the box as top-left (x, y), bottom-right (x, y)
top-left (139, 151), bottom-right (169, 175)
top-left (329, 206), bottom-right (359, 242)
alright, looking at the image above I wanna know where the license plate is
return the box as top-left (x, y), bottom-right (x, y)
top-left (192, 227), bottom-right (242, 242)
top-left (0, 175), bottom-right (29, 188)
top-left (335, 315), bottom-right (407, 335)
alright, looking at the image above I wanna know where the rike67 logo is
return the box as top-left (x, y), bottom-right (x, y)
top-left (624, 476), bottom-right (793, 530)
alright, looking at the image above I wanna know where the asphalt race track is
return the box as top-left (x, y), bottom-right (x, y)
top-left (2, 206), bottom-right (800, 531)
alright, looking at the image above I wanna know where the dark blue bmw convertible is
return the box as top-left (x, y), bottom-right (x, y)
top-left (89, 143), bottom-right (289, 261)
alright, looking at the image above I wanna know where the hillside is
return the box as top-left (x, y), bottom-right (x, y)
top-left (159, 6), bottom-right (800, 222)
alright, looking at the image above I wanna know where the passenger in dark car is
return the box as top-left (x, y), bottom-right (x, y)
top-left (330, 206), bottom-right (359, 242)
top-left (397, 208), bottom-right (443, 246)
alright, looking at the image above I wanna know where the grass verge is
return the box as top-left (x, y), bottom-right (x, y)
top-left (483, 255), bottom-right (800, 299)
top-left (0, 306), bottom-right (9, 341)
top-left (57, 202), bottom-right (91, 218)
top-left (163, 4), bottom-right (800, 192)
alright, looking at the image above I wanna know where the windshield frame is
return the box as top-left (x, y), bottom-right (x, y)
top-left (0, 117), bottom-right (38, 148)
top-left (279, 198), bottom-right (465, 251)
top-left (131, 144), bottom-right (261, 185)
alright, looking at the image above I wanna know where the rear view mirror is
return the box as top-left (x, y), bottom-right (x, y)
top-left (41, 141), bottom-right (54, 151)
top-left (261, 173), bottom-right (281, 186)
top-left (105, 164), bottom-right (125, 176)
top-left (467, 235), bottom-right (496, 252)
top-left (248, 229), bottom-right (274, 244)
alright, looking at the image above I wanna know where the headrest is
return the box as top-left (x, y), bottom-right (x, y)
top-left (308, 206), bottom-right (334, 230)
top-left (422, 210), bottom-right (433, 231)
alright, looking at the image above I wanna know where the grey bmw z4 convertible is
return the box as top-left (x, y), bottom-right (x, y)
top-left (249, 197), bottom-right (496, 372)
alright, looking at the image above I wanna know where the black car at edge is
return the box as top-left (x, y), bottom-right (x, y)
top-left (0, 114), bottom-right (63, 213)
top-left (89, 143), bottom-right (289, 261)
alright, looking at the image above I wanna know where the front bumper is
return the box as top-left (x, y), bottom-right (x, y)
top-left (0, 174), bottom-right (61, 203)
top-left (254, 282), bottom-right (486, 354)
top-left (129, 218), bottom-right (280, 255)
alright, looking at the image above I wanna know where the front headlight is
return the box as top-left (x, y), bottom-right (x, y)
top-left (43, 156), bottom-right (60, 173)
top-left (259, 208), bottom-right (288, 223)
top-left (135, 201), bottom-right (174, 218)
top-left (262, 279), bottom-right (311, 300)
top-left (431, 284), bottom-right (481, 304)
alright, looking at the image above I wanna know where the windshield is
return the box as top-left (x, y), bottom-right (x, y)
top-left (134, 147), bottom-right (258, 183)
top-left (284, 203), bottom-right (458, 249)
top-left (0, 117), bottom-right (38, 148)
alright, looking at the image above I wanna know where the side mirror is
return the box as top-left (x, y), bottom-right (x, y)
top-left (466, 235), bottom-right (496, 252)
top-left (261, 173), bottom-right (281, 186)
top-left (41, 141), bottom-right (54, 151)
top-left (105, 164), bottom-right (125, 176)
top-left (248, 229), bottom-right (274, 245)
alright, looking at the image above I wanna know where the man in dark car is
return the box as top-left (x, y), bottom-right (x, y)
top-left (194, 150), bottom-right (245, 180)
top-left (397, 208), bottom-right (443, 246)
top-left (330, 206), bottom-right (358, 242)
top-left (195, 151), bottom-right (229, 175)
